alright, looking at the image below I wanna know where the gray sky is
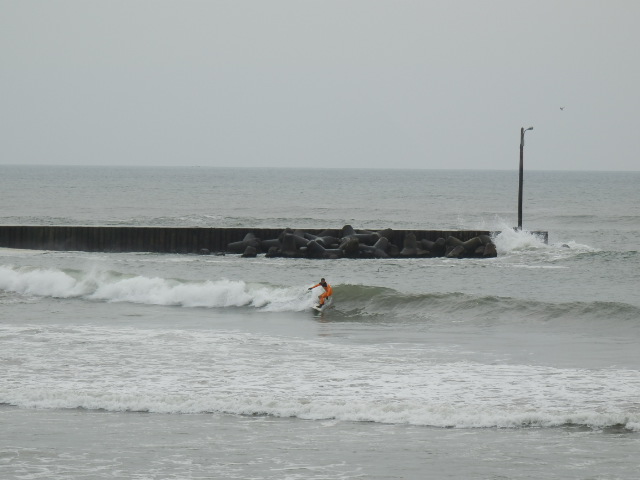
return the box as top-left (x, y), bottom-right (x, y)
top-left (2, 1), bottom-right (639, 170)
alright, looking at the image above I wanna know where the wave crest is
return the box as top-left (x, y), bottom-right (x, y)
top-left (2, 265), bottom-right (639, 325)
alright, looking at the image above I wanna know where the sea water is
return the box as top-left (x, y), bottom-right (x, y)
top-left (1, 166), bottom-right (639, 479)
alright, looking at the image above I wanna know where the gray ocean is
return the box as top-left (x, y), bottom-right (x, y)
top-left (1, 165), bottom-right (639, 479)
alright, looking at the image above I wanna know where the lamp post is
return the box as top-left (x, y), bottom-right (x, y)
top-left (518, 126), bottom-right (533, 230)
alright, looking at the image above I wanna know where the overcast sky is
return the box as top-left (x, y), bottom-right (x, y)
top-left (1, 1), bottom-right (638, 170)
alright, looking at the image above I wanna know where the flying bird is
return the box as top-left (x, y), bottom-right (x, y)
top-left (560, 107), bottom-right (565, 110)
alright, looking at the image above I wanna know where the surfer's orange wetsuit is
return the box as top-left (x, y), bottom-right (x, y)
top-left (309, 278), bottom-right (333, 306)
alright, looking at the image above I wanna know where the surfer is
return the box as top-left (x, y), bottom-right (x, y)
top-left (308, 278), bottom-right (333, 308)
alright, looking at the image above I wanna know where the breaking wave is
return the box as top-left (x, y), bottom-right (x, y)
top-left (1, 265), bottom-right (638, 327)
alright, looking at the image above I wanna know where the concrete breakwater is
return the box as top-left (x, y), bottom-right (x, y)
top-left (0, 225), bottom-right (548, 258)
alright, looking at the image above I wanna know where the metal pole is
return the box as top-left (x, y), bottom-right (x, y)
top-left (518, 126), bottom-right (533, 231)
top-left (518, 128), bottom-right (524, 230)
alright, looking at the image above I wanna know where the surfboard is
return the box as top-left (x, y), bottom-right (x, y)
top-left (311, 298), bottom-right (332, 312)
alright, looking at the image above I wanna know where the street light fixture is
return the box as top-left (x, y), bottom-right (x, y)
top-left (518, 126), bottom-right (534, 230)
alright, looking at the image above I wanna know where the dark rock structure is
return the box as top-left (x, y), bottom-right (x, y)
top-left (227, 225), bottom-right (499, 259)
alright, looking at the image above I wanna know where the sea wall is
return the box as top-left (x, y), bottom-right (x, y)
top-left (0, 226), bottom-right (548, 258)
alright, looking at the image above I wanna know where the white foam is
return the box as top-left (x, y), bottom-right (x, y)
top-left (483, 216), bottom-right (601, 257)
top-left (0, 265), bottom-right (89, 298)
top-left (492, 226), bottom-right (549, 254)
top-left (1, 323), bottom-right (638, 430)
top-left (0, 264), bottom-right (314, 311)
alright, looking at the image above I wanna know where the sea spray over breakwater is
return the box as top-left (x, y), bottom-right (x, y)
top-left (493, 227), bottom-right (554, 252)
